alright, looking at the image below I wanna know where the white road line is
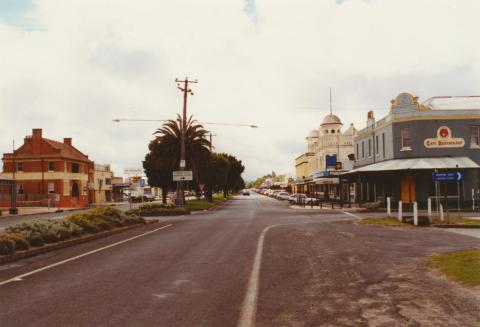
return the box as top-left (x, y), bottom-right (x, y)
top-left (238, 224), bottom-right (277, 327)
top-left (0, 224), bottom-right (173, 287)
top-left (342, 211), bottom-right (362, 220)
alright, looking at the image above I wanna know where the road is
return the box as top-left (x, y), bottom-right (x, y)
top-left (0, 194), bottom-right (479, 326)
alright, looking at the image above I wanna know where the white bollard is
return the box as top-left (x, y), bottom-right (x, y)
top-left (440, 204), bottom-right (444, 222)
top-left (473, 188), bottom-right (475, 211)
top-left (398, 200), bottom-right (403, 222)
top-left (427, 197), bottom-right (431, 218)
top-left (387, 197), bottom-right (391, 217)
top-left (413, 202), bottom-right (418, 226)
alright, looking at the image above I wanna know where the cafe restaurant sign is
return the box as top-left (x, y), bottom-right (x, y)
top-left (424, 126), bottom-right (465, 148)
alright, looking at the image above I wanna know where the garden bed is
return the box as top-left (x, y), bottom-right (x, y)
top-left (127, 203), bottom-right (191, 216)
top-left (0, 207), bottom-right (146, 258)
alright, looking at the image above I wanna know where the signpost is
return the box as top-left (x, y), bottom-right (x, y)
top-left (173, 170), bottom-right (193, 181)
top-left (432, 171), bottom-right (464, 219)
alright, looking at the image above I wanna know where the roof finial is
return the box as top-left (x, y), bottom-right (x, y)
top-left (329, 87), bottom-right (332, 115)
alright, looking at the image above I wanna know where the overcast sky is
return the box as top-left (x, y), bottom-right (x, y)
top-left (1, 0), bottom-right (480, 181)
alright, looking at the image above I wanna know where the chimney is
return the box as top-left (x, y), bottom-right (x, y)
top-left (32, 128), bottom-right (42, 139)
top-left (64, 138), bottom-right (72, 146)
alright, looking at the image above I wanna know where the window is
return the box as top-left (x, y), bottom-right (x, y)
top-left (71, 163), bottom-right (79, 173)
top-left (356, 143), bottom-right (359, 160)
top-left (48, 182), bottom-right (55, 194)
top-left (361, 142), bottom-right (365, 158)
top-left (17, 183), bottom-right (24, 194)
top-left (325, 130), bottom-right (328, 134)
top-left (48, 162), bottom-right (55, 171)
top-left (368, 139), bottom-right (372, 157)
top-left (470, 126), bottom-right (480, 147)
top-left (105, 178), bottom-right (112, 185)
top-left (17, 162), bottom-right (23, 172)
top-left (331, 129), bottom-right (335, 134)
top-left (375, 135), bottom-right (379, 155)
top-left (401, 127), bottom-right (411, 149)
top-left (382, 133), bottom-right (386, 157)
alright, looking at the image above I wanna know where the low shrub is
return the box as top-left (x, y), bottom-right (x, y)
top-left (28, 232), bottom-right (44, 247)
top-left (363, 201), bottom-right (382, 211)
top-left (5, 233), bottom-right (30, 251)
top-left (0, 236), bottom-right (15, 255)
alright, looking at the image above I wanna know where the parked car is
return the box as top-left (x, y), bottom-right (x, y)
top-left (277, 192), bottom-right (290, 200)
top-left (242, 190), bottom-right (250, 196)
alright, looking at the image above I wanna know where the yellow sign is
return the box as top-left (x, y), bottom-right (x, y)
top-left (424, 126), bottom-right (465, 148)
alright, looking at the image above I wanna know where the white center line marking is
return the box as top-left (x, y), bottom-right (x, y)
top-left (238, 224), bottom-right (277, 327)
top-left (0, 224), bottom-right (173, 287)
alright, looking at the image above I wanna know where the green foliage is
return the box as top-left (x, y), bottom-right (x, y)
top-left (0, 236), bottom-right (16, 255)
top-left (6, 219), bottom-right (83, 244)
top-left (29, 232), bottom-right (44, 247)
top-left (359, 217), bottom-right (405, 226)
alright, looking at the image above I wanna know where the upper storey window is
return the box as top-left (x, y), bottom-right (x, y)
top-left (71, 163), bottom-right (79, 173)
top-left (401, 127), bottom-right (411, 150)
top-left (470, 126), bottom-right (480, 147)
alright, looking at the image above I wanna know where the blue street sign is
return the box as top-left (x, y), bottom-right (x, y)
top-left (432, 172), bottom-right (464, 182)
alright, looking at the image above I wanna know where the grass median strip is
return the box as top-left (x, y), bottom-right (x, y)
top-left (429, 250), bottom-right (480, 287)
top-left (358, 217), bottom-right (406, 226)
top-left (185, 195), bottom-right (229, 211)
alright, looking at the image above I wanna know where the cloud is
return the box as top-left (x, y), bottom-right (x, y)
top-left (1, 0), bottom-right (480, 181)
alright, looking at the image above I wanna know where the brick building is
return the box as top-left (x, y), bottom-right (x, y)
top-left (0, 129), bottom-right (94, 208)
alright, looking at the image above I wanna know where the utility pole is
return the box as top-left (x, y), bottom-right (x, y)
top-left (175, 77), bottom-right (197, 205)
top-left (207, 132), bottom-right (217, 152)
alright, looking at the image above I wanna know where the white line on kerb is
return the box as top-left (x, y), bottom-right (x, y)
top-left (0, 224), bottom-right (173, 287)
top-left (237, 224), bottom-right (277, 327)
top-left (342, 211), bottom-right (362, 220)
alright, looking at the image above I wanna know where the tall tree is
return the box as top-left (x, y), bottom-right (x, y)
top-left (144, 115), bottom-right (211, 203)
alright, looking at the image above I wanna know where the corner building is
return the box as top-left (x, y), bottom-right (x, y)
top-left (345, 93), bottom-right (480, 207)
top-left (1, 129), bottom-right (94, 208)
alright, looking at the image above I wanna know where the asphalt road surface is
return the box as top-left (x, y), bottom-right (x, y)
top-left (0, 194), bottom-right (479, 327)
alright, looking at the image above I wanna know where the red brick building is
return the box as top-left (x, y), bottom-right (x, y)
top-left (1, 129), bottom-right (94, 208)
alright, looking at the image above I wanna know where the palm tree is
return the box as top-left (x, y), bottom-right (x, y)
top-left (151, 114), bottom-right (211, 186)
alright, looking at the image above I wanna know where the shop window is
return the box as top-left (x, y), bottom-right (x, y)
top-left (17, 162), bottom-right (24, 172)
top-left (48, 162), bottom-right (55, 171)
top-left (72, 163), bottom-right (79, 173)
top-left (48, 182), bottom-right (55, 194)
top-left (401, 127), bottom-right (411, 150)
top-left (470, 126), bottom-right (480, 147)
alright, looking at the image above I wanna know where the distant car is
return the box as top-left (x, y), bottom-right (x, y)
top-left (242, 190), bottom-right (250, 196)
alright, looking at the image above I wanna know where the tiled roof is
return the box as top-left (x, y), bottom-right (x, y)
top-left (43, 139), bottom-right (91, 162)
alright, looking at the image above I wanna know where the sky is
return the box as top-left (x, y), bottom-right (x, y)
top-left (1, 0), bottom-right (480, 181)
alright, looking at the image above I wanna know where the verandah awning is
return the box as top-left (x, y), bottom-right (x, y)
top-left (345, 157), bottom-right (479, 174)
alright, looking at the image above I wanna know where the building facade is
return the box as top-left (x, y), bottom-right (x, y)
top-left (93, 164), bottom-right (113, 204)
top-left (1, 129), bottom-right (94, 208)
top-left (294, 113), bottom-right (356, 200)
top-left (346, 92), bottom-right (480, 207)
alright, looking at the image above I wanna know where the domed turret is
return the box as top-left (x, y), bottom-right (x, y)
top-left (307, 129), bottom-right (318, 138)
top-left (321, 114), bottom-right (343, 126)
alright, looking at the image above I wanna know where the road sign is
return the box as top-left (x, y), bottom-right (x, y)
top-left (179, 160), bottom-right (186, 168)
top-left (124, 168), bottom-right (143, 175)
top-left (432, 171), bottom-right (464, 182)
top-left (173, 170), bottom-right (193, 181)
top-left (140, 179), bottom-right (145, 187)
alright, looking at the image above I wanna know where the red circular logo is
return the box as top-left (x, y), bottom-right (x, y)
top-left (439, 128), bottom-right (449, 138)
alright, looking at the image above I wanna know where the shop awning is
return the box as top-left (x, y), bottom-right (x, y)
top-left (346, 157), bottom-right (479, 174)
